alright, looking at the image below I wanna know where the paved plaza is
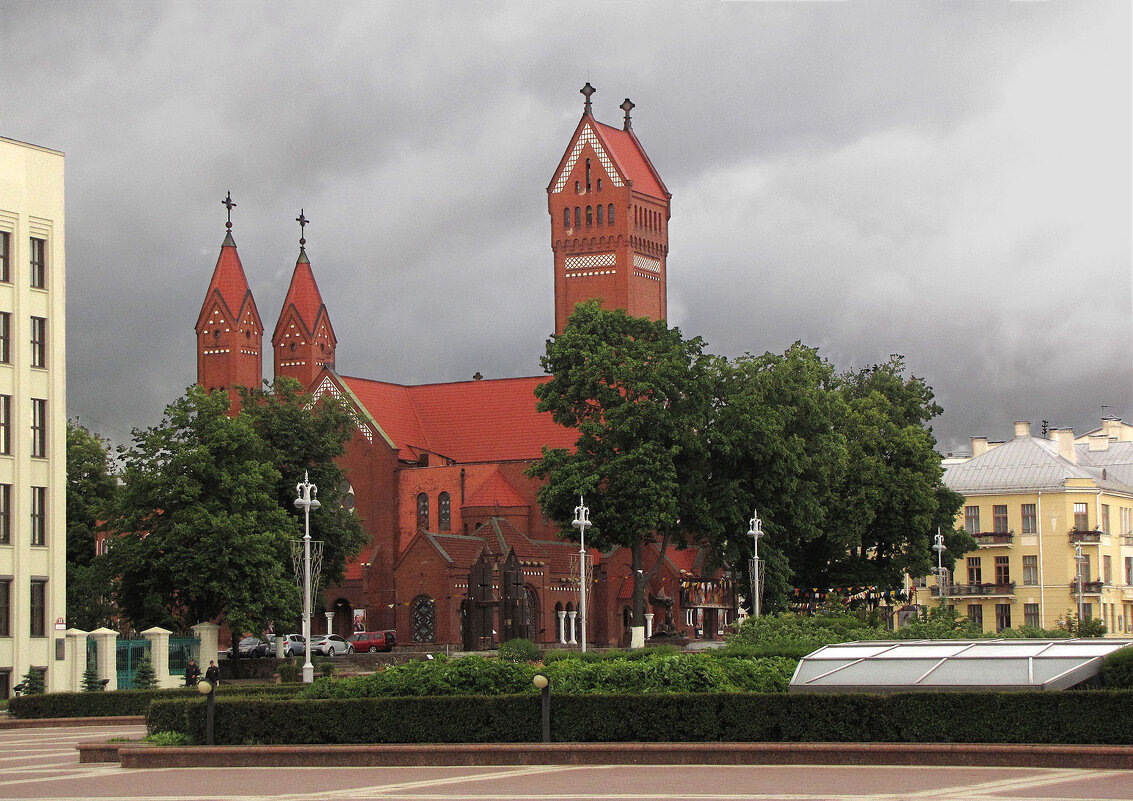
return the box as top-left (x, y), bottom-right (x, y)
top-left (4, 723), bottom-right (1133, 801)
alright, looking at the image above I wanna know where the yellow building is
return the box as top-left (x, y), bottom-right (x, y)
top-left (917, 418), bottom-right (1133, 636)
top-left (0, 136), bottom-right (71, 693)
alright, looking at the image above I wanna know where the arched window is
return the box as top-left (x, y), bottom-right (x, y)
top-left (608, 204), bottom-right (614, 225)
top-left (438, 492), bottom-right (451, 531)
top-left (417, 492), bottom-right (429, 531)
top-left (574, 180), bottom-right (580, 194)
top-left (597, 178), bottom-right (603, 191)
top-left (574, 207), bottom-right (581, 228)
top-left (411, 595), bottom-right (436, 642)
top-left (596, 204), bottom-right (603, 225)
top-left (524, 585), bottom-right (539, 641)
top-left (586, 205), bottom-right (593, 226)
top-left (563, 207), bottom-right (570, 228)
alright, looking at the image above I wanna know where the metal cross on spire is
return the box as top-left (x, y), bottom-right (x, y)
top-left (222, 191), bottom-right (236, 231)
top-left (296, 209), bottom-right (309, 250)
top-left (620, 98), bottom-right (635, 131)
top-left (580, 82), bottom-right (596, 115)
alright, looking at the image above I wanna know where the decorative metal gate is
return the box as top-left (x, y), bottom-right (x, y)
top-left (116, 639), bottom-right (149, 689)
top-left (410, 595), bottom-right (435, 642)
top-left (168, 636), bottom-right (200, 679)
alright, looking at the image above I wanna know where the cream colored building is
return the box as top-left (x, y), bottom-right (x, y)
top-left (917, 418), bottom-right (1133, 637)
top-left (0, 136), bottom-right (70, 693)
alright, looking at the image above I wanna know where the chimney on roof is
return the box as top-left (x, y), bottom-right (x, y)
top-left (1014, 421), bottom-right (1031, 438)
top-left (971, 436), bottom-right (988, 457)
top-left (1051, 428), bottom-right (1076, 464)
top-left (1103, 417), bottom-right (1132, 442)
top-left (1088, 433), bottom-right (1110, 452)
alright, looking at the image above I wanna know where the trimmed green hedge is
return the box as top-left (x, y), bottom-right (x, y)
top-left (147, 690), bottom-right (1133, 745)
top-left (1101, 647), bottom-right (1133, 689)
top-left (8, 683), bottom-right (302, 719)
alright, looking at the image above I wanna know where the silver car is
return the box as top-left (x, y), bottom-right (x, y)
top-left (309, 634), bottom-right (354, 656)
top-left (267, 634), bottom-right (306, 657)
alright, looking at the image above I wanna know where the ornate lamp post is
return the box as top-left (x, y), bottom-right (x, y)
top-left (1074, 542), bottom-right (1085, 629)
top-left (571, 497), bottom-right (592, 653)
top-left (747, 510), bottom-right (764, 618)
top-left (294, 472), bottom-right (321, 684)
top-left (932, 529), bottom-right (948, 600)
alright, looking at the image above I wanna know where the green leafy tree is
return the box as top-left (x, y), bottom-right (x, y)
top-left (702, 344), bottom-right (848, 611)
top-left (827, 356), bottom-right (969, 588)
top-left (528, 302), bottom-right (714, 638)
top-left (104, 385), bottom-right (300, 651)
top-left (65, 421), bottom-right (120, 629)
top-left (238, 377), bottom-right (367, 596)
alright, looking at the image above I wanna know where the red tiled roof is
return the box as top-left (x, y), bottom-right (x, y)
top-left (340, 374), bottom-right (577, 462)
top-left (592, 120), bottom-right (668, 201)
top-left (465, 469), bottom-right (528, 508)
top-left (272, 251), bottom-right (332, 341)
top-left (425, 533), bottom-right (488, 567)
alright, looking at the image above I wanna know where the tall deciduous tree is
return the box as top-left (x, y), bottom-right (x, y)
top-left (528, 302), bottom-right (714, 640)
top-left (105, 386), bottom-right (299, 646)
top-left (828, 356), bottom-right (969, 586)
top-left (703, 344), bottom-right (848, 611)
top-left (66, 421), bottom-right (119, 629)
top-left (239, 377), bottom-right (367, 596)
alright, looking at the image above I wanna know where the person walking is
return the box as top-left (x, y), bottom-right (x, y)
top-left (184, 658), bottom-right (201, 687)
top-left (204, 659), bottom-right (220, 687)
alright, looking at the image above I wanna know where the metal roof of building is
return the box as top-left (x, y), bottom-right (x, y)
top-left (944, 436), bottom-right (1133, 495)
top-left (789, 639), bottom-right (1133, 693)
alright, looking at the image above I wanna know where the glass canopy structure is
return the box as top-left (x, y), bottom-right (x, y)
top-left (789, 639), bottom-right (1133, 693)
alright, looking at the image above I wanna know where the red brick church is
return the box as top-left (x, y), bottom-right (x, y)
top-left (195, 86), bottom-right (737, 648)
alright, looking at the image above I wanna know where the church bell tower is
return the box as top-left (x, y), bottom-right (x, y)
top-left (272, 210), bottom-right (337, 389)
top-left (547, 83), bottom-right (671, 334)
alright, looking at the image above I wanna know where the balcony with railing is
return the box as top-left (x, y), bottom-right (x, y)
top-left (1069, 580), bottom-right (1104, 595)
top-left (973, 531), bottom-right (1014, 547)
top-left (931, 582), bottom-right (1016, 599)
top-left (1068, 529), bottom-right (1102, 544)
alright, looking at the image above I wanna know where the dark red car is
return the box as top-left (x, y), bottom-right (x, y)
top-left (348, 630), bottom-right (397, 652)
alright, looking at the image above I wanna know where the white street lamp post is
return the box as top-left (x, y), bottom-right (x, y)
top-left (294, 472), bottom-right (321, 684)
top-left (571, 497), bottom-right (592, 653)
top-left (1074, 542), bottom-right (1084, 629)
top-left (932, 529), bottom-right (947, 600)
top-left (748, 510), bottom-right (764, 618)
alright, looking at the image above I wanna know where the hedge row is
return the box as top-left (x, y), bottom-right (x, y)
top-left (147, 689), bottom-right (1133, 745)
top-left (8, 683), bottom-right (302, 719)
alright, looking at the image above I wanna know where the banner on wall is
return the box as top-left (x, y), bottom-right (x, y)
top-left (353, 609), bottom-right (366, 632)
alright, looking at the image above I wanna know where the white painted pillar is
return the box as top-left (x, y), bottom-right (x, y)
top-left (644, 613), bottom-right (654, 639)
top-left (567, 611), bottom-right (578, 644)
top-left (89, 627), bottom-right (119, 691)
top-left (191, 621), bottom-right (220, 665)
top-left (142, 626), bottom-right (178, 688)
top-left (325, 611), bottom-right (335, 635)
top-left (557, 610), bottom-right (567, 644)
top-left (65, 628), bottom-right (88, 692)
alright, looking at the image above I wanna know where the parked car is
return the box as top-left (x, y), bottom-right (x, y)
top-left (225, 636), bottom-right (270, 659)
top-left (309, 634), bottom-right (354, 656)
top-left (348, 630), bottom-right (397, 652)
top-left (267, 634), bottom-right (306, 657)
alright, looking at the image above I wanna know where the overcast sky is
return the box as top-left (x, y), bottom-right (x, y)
top-left (1, 1), bottom-right (1129, 455)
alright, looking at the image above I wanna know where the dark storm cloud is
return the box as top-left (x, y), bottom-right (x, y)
top-left (0, 0), bottom-right (1128, 453)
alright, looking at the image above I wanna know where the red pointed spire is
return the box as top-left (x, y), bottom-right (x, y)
top-left (196, 193), bottom-right (263, 413)
top-left (273, 211), bottom-right (336, 388)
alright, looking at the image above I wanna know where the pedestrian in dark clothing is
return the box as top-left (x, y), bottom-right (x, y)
top-left (185, 658), bottom-right (201, 687)
top-left (204, 659), bottom-right (220, 687)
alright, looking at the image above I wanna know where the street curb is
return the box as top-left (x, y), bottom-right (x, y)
top-left (77, 741), bottom-right (1133, 770)
top-left (0, 716), bottom-right (145, 729)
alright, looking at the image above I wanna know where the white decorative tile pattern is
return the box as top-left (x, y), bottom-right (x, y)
top-left (633, 254), bottom-right (661, 273)
top-left (312, 375), bottom-right (373, 443)
top-left (565, 253), bottom-right (616, 270)
top-left (552, 124), bottom-right (624, 194)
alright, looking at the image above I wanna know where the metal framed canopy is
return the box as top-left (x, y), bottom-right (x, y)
top-left (788, 639), bottom-right (1133, 693)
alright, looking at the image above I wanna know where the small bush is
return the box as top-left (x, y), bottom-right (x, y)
top-left (1101, 645), bottom-right (1133, 688)
top-left (132, 655), bottom-right (158, 690)
top-left (81, 666), bottom-right (105, 692)
top-left (542, 650), bottom-right (576, 663)
top-left (144, 730), bottom-right (192, 746)
top-left (497, 638), bottom-right (540, 663)
top-left (16, 667), bottom-right (45, 696)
